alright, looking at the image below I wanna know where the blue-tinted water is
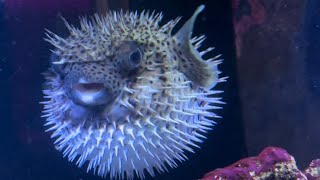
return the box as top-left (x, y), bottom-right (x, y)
top-left (1, 0), bottom-right (246, 179)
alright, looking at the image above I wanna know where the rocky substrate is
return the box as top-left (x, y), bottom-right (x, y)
top-left (201, 147), bottom-right (320, 180)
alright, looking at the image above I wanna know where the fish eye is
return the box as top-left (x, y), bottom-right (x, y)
top-left (129, 49), bottom-right (142, 67)
top-left (114, 41), bottom-right (143, 73)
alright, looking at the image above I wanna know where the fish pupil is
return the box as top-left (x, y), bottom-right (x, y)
top-left (129, 50), bottom-right (141, 67)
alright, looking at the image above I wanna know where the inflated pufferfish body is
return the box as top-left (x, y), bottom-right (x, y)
top-left (42, 5), bottom-right (225, 179)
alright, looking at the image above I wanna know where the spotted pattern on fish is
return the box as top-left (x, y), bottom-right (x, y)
top-left (42, 5), bottom-right (226, 179)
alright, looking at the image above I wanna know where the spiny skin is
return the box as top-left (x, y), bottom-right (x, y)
top-left (42, 5), bottom-right (226, 180)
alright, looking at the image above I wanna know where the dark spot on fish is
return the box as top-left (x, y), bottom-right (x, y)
top-left (159, 76), bottom-right (167, 82)
top-left (173, 55), bottom-right (177, 61)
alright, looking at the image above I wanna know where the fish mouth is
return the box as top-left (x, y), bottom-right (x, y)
top-left (73, 83), bottom-right (105, 93)
top-left (71, 82), bottom-right (114, 106)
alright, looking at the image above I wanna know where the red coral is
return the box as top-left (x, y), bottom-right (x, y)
top-left (304, 159), bottom-right (320, 180)
top-left (201, 147), bottom-right (310, 180)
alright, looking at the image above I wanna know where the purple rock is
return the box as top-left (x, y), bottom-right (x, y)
top-left (201, 147), bottom-right (308, 180)
top-left (304, 159), bottom-right (320, 179)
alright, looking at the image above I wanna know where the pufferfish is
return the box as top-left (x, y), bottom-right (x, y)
top-left (42, 4), bottom-right (226, 180)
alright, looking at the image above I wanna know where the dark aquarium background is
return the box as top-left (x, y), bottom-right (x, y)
top-left (1, 0), bottom-right (319, 179)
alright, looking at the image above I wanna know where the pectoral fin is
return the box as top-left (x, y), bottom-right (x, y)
top-left (173, 5), bottom-right (221, 89)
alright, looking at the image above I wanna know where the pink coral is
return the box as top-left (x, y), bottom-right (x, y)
top-left (304, 159), bottom-right (320, 180)
top-left (201, 147), bottom-right (315, 180)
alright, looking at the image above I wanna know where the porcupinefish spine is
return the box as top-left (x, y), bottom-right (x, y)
top-left (41, 4), bottom-right (226, 180)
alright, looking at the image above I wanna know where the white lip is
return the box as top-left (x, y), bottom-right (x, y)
top-left (75, 90), bottom-right (104, 104)
top-left (78, 77), bottom-right (90, 83)
top-left (72, 82), bottom-right (112, 106)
